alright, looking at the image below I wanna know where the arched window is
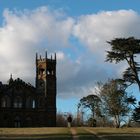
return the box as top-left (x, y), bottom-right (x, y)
top-left (38, 98), bottom-right (44, 108)
top-left (14, 116), bottom-right (21, 127)
top-left (1, 96), bottom-right (11, 108)
top-left (1, 98), bottom-right (6, 108)
top-left (26, 117), bottom-right (32, 127)
top-left (14, 96), bottom-right (22, 108)
top-left (39, 67), bottom-right (45, 77)
top-left (26, 97), bottom-right (36, 109)
top-left (26, 97), bottom-right (31, 108)
top-left (32, 99), bottom-right (36, 109)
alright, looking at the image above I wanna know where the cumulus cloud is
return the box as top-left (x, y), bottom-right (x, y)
top-left (0, 7), bottom-right (74, 84)
top-left (59, 9), bottom-right (140, 98)
top-left (0, 7), bottom-right (140, 99)
top-left (73, 10), bottom-right (140, 55)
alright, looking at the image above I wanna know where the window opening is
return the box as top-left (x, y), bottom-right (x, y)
top-left (14, 97), bottom-right (22, 108)
top-left (14, 116), bottom-right (21, 128)
top-left (32, 100), bottom-right (36, 109)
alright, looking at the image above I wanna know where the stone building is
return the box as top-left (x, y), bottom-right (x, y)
top-left (0, 52), bottom-right (57, 127)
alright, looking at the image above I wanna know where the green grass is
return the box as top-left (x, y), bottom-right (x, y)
top-left (0, 127), bottom-right (70, 135)
top-left (0, 127), bottom-right (140, 140)
top-left (0, 127), bottom-right (72, 140)
top-left (85, 127), bottom-right (140, 135)
top-left (84, 127), bottom-right (140, 140)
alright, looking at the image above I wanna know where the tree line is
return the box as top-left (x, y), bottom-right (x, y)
top-left (78, 37), bottom-right (140, 128)
top-left (56, 37), bottom-right (140, 127)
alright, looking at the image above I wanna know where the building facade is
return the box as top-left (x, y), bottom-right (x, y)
top-left (0, 52), bottom-right (57, 127)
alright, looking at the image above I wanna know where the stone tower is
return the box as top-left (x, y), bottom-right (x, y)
top-left (36, 52), bottom-right (57, 126)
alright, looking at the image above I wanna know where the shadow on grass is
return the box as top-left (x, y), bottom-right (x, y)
top-left (0, 138), bottom-right (72, 140)
top-left (0, 134), bottom-right (72, 140)
top-left (79, 135), bottom-right (100, 140)
top-left (102, 135), bottom-right (140, 140)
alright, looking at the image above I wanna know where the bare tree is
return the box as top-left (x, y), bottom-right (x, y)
top-left (100, 79), bottom-right (130, 128)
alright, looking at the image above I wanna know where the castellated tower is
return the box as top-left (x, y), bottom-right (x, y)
top-left (36, 51), bottom-right (57, 126)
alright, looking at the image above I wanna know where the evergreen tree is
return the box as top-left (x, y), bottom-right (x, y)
top-left (79, 94), bottom-right (101, 125)
top-left (106, 37), bottom-right (140, 90)
top-left (106, 37), bottom-right (140, 123)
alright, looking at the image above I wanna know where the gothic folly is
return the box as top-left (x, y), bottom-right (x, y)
top-left (0, 52), bottom-right (57, 127)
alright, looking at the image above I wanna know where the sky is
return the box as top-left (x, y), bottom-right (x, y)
top-left (0, 0), bottom-right (140, 114)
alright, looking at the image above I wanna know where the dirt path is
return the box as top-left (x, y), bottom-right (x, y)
top-left (70, 128), bottom-right (79, 140)
top-left (84, 128), bottom-right (102, 140)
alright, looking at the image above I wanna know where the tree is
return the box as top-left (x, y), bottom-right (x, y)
top-left (56, 112), bottom-right (67, 127)
top-left (133, 101), bottom-right (140, 123)
top-left (100, 79), bottom-right (130, 128)
top-left (106, 37), bottom-right (140, 91)
top-left (79, 94), bottom-right (101, 124)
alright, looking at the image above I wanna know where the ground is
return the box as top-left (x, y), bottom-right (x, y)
top-left (0, 127), bottom-right (140, 140)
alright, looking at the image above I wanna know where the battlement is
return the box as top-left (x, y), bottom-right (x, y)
top-left (36, 51), bottom-right (56, 62)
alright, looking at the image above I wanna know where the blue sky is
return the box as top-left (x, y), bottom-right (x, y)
top-left (1, 0), bottom-right (140, 17)
top-left (0, 0), bottom-right (140, 114)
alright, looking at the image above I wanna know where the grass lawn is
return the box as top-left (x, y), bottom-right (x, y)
top-left (84, 127), bottom-right (140, 140)
top-left (0, 127), bottom-right (72, 140)
top-left (0, 127), bottom-right (140, 140)
top-left (73, 127), bottom-right (100, 140)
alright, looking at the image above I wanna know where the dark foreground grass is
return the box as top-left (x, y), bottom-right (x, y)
top-left (85, 127), bottom-right (140, 140)
top-left (0, 136), bottom-right (72, 140)
top-left (103, 135), bottom-right (140, 140)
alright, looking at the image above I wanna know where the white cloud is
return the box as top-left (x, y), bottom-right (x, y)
top-left (73, 10), bottom-right (140, 55)
top-left (56, 51), bottom-right (65, 60)
top-left (0, 7), bottom-right (74, 84)
top-left (0, 7), bottom-right (140, 98)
